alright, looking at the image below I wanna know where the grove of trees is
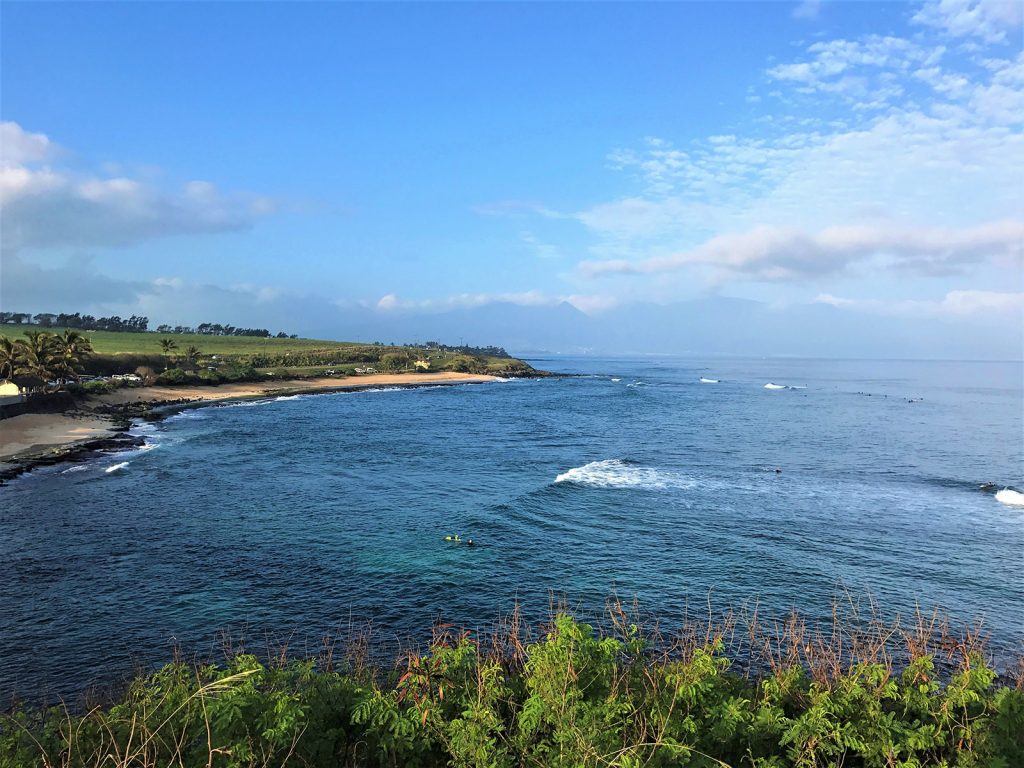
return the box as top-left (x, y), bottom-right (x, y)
top-left (0, 312), bottom-right (149, 332)
top-left (0, 330), bottom-right (94, 389)
top-left (1, 311), bottom-right (294, 338)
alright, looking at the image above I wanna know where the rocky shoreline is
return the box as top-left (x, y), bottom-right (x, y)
top-left (0, 429), bottom-right (145, 486)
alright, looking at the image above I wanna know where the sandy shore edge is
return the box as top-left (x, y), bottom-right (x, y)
top-left (0, 372), bottom-right (499, 465)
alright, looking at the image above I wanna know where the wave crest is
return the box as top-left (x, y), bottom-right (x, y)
top-left (554, 459), bottom-right (694, 490)
top-left (995, 489), bottom-right (1024, 507)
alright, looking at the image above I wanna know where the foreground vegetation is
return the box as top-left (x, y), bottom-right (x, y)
top-left (3, 605), bottom-right (1021, 768)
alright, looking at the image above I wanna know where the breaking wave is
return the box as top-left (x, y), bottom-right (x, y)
top-left (764, 383), bottom-right (786, 390)
top-left (105, 462), bottom-right (129, 474)
top-left (995, 489), bottom-right (1024, 507)
top-left (553, 459), bottom-right (695, 490)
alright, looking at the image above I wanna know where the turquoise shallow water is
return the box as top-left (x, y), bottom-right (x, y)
top-left (2, 357), bottom-right (1022, 700)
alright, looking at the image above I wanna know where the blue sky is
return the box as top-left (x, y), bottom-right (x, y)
top-left (1, 1), bottom-right (1022, 352)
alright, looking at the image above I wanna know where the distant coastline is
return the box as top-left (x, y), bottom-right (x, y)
top-left (0, 372), bottom-right (515, 484)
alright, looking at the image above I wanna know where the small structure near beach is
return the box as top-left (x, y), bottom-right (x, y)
top-left (0, 380), bottom-right (23, 407)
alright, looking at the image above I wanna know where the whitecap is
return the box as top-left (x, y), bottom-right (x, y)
top-left (995, 489), bottom-right (1024, 507)
top-left (699, 378), bottom-right (719, 384)
top-left (61, 465), bottom-right (88, 474)
top-left (222, 399), bottom-right (272, 409)
top-left (128, 421), bottom-right (159, 437)
top-left (164, 409), bottom-right (213, 422)
top-left (764, 383), bottom-right (786, 390)
top-left (105, 462), bottom-right (129, 474)
top-left (610, 378), bottom-right (621, 382)
top-left (554, 459), bottom-right (694, 490)
top-left (274, 394), bottom-right (306, 401)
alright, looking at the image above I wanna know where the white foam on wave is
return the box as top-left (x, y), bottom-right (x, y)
top-left (164, 409), bottom-right (213, 423)
top-left (699, 377), bottom-right (719, 384)
top-left (626, 381), bottom-right (645, 388)
top-left (554, 459), bottom-right (695, 490)
top-left (274, 394), bottom-right (306, 401)
top-left (995, 489), bottom-right (1024, 507)
top-left (61, 464), bottom-right (88, 474)
top-left (223, 399), bottom-right (272, 408)
top-left (764, 382), bottom-right (786, 390)
top-left (611, 378), bottom-right (621, 382)
top-left (105, 461), bottom-right (129, 474)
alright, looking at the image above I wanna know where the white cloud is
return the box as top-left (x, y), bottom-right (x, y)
top-left (940, 288), bottom-right (1024, 314)
top-left (520, 230), bottom-right (562, 260)
top-left (792, 0), bottom-right (823, 20)
top-left (0, 122), bottom-right (273, 253)
top-left (767, 35), bottom-right (935, 98)
top-left (569, 11), bottom-right (1024, 293)
top-left (0, 121), bottom-right (55, 164)
top-left (579, 220), bottom-right (1024, 280)
top-left (912, 0), bottom-right (1024, 43)
top-left (814, 289), bottom-right (1024, 317)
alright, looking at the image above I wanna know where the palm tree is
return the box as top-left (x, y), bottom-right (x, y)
top-left (183, 345), bottom-right (201, 369)
top-left (159, 338), bottom-right (178, 370)
top-left (15, 331), bottom-right (59, 388)
top-left (0, 337), bottom-right (16, 381)
top-left (52, 329), bottom-right (94, 382)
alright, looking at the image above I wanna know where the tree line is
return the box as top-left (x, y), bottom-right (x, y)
top-left (1, 312), bottom-right (149, 332)
top-left (1, 311), bottom-right (296, 338)
top-left (155, 322), bottom-right (295, 338)
top-left (0, 330), bottom-right (94, 387)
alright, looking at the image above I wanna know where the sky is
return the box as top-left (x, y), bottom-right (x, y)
top-left (1, 1), bottom-right (1022, 356)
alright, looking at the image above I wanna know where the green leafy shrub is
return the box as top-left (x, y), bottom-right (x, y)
top-left (3, 614), bottom-right (1020, 768)
top-left (80, 379), bottom-right (114, 394)
top-left (156, 367), bottom-right (190, 385)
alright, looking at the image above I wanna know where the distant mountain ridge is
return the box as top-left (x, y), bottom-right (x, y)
top-left (311, 297), bottom-right (1020, 361)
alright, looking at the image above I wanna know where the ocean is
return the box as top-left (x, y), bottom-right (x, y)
top-left (2, 356), bottom-right (1022, 700)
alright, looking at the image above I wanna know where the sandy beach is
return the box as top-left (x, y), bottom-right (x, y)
top-left (92, 371), bottom-right (499, 406)
top-left (0, 413), bottom-right (117, 461)
top-left (0, 372), bottom-right (498, 462)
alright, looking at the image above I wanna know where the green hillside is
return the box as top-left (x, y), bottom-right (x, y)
top-left (0, 325), bottom-right (534, 378)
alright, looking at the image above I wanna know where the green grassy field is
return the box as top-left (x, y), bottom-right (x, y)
top-left (0, 325), bottom-right (357, 356)
top-left (0, 324), bottom-right (534, 378)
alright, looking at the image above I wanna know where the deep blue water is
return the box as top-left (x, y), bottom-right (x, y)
top-left (2, 357), bottom-right (1022, 700)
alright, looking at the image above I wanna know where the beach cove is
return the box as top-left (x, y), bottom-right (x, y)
top-left (2, 356), bottom-right (1021, 703)
top-left (0, 372), bottom-right (499, 472)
